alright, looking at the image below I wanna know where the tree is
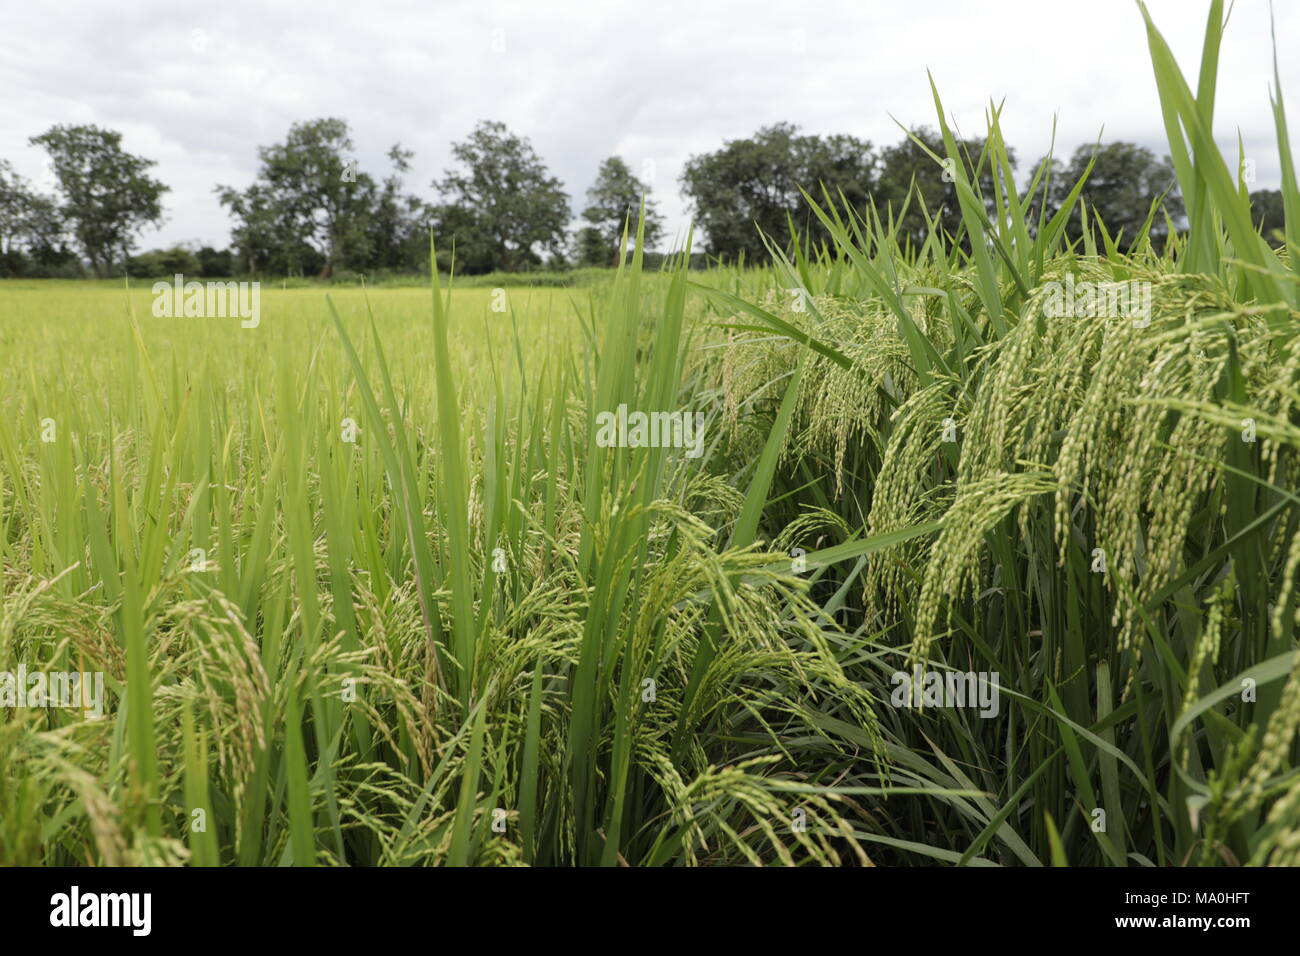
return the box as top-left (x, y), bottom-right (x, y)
top-left (575, 157), bottom-right (663, 266)
top-left (431, 121), bottom-right (570, 273)
top-left (362, 145), bottom-right (430, 273)
top-left (1027, 141), bottom-right (1183, 249)
top-left (874, 127), bottom-right (1014, 251)
top-left (0, 159), bottom-right (29, 257)
top-left (679, 123), bottom-right (875, 261)
top-left (29, 124), bottom-right (167, 276)
top-left (216, 180), bottom-right (300, 275)
top-left (196, 245), bottom-right (235, 277)
top-left (217, 118), bottom-right (381, 278)
top-left (125, 244), bottom-right (201, 278)
top-left (0, 159), bottom-right (78, 277)
top-left (218, 121), bottom-right (425, 277)
top-left (1249, 188), bottom-right (1286, 246)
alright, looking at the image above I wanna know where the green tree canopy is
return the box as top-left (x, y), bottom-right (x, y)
top-left (1027, 141), bottom-right (1183, 249)
top-left (29, 124), bottom-right (167, 276)
top-left (363, 145), bottom-right (429, 272)
top-left (576, 156), bottom-right (663, 266)
top-left (0, 159), bottom-right (75, 277)
top-left (1250, 188), bottom-right (1286, 246)
top-left (431, 120), bottom-right (570, 273)
top-left (679, 122), bottom-right (875, 262)
top-left (218, 120), bottom-right (424, 276)
top-left (0, 160), bottom-right (59, 254)
top-left (219, 118), bottom-right (378, 276)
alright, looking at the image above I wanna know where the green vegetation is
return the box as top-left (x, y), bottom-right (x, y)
top-left (0, 66), bottom-right (1234, 280)
top-left (2, 1), bottom-right (1299, 867)
top-left (575, 157), bottom-right (664, 267)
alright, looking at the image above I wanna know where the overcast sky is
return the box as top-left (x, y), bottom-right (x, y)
top-left (2, 0), bottom-right (1296, 252)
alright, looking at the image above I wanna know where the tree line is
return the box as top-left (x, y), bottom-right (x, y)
top-left (0, 117), bottom-right (1288, 279)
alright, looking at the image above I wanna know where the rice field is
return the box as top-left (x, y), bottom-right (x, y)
top-left (3, 1), bottom-right (1300, 868)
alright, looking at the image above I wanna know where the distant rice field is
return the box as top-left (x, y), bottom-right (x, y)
top-left (0, 281), bottom-right (587, 401)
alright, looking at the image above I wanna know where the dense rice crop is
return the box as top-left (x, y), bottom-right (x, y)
top-left (2, 0), bottom-right (1299, 867)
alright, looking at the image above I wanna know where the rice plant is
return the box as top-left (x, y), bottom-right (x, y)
top-left (1, 0), bottom-right (1298, 868)
top-left (693, 0), bottom-right (1300, 866)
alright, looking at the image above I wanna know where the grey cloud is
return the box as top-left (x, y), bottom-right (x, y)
top-left (1, 0), bottom-right (1295, 251)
